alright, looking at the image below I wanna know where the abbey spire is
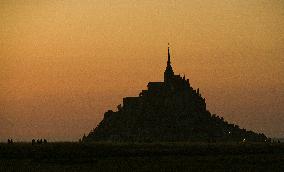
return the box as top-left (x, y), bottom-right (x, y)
top-left (164, 44), bottom-right (174, 82)
top-left (167, 44), bottom-right (171, 65)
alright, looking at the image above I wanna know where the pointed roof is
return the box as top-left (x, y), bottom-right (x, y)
top-left (167, 43), bottom-right (171, 65)
top-left (164, 43), bottom-right (174, 82)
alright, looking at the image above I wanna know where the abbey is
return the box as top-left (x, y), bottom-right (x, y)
top-left (123, 47), bottom-right (205, 113)
top-left (84, 47), bottom-right (267, 142)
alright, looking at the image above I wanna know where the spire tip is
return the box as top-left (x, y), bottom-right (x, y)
top-left (167, 43), bottom-right (171, 64)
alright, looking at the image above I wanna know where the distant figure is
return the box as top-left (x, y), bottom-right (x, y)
top-left (32, 139), bottom-right (35, 145)
top-left (43, 139), bottom-right (47, 144)
top-left (278, 140), bottom-right (281, 143)
top-left (8, 139), bottom-right (13, 144)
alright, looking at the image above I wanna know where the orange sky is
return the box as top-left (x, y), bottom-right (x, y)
top-left (1, 0), bottom-right (283, 141)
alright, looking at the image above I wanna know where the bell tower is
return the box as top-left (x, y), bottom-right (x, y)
top-left (164, 44), bottom-right (174, 83)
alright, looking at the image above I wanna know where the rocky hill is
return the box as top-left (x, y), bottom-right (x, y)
top-left (84, 47), bottom-right (268, 143)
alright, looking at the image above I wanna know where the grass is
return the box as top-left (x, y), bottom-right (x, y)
top-left (0, 142), bottom-right (284, 171)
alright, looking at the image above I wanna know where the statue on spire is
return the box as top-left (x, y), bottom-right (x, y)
top-left (167, 43), bottom-right (171, 65)
top-left (164, 43), bottom-right (174, 83)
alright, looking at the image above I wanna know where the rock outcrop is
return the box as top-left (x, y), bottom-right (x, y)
top-left (84, 47), bottom-right (267, 143)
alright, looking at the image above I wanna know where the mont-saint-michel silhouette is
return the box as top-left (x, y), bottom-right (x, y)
top-left (84, 46), bottom-right (267, 142)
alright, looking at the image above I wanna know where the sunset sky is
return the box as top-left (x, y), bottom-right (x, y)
top-left (1, 0), bottom-right (283, 141)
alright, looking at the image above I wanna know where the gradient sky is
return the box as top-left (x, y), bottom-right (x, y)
top-left (1, 0), bottom-right (283, 141)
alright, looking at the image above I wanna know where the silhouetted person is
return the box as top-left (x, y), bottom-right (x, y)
top-left (8, 139), bottom-right (13, 144)
top-left (278, 140), bottom-right (281, 143)
top-left (43, 139), bottom-right (47, 144)
top-left (32, 139), bottom-right (35, 145)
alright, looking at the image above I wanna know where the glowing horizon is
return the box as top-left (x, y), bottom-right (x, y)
top-left (0, 0), bottom-right (283, 141)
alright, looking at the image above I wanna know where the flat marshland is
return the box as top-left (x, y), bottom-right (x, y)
top-left (0, 142), bottom-right (283, 171)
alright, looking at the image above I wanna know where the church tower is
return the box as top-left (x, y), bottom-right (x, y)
top-left (164, 45), bottom-right (174, 83)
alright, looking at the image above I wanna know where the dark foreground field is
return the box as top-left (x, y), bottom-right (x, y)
top-left (0, 142), bottom-right (284, 172)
